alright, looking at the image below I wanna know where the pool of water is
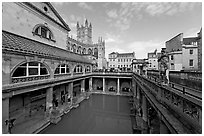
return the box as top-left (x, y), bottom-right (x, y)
top-left (41, 94), bottom-right (132, 134)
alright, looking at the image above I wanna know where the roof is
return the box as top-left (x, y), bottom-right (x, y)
top-left (2, 31), bottom-right (93, 64)
top-left (109, 52), bottom-right (118, 55)
top-left (183, 37), bottom-right (197, 45)
top-left (23, 2), bottom-right (71, 32)
top-left (117, 52), bottom-right (134, 57)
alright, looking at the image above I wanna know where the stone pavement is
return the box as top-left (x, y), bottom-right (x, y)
top-left (10, 93), bottom-right (90, 134)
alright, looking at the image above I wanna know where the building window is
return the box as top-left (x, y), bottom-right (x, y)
top-left (171, 55), bottom-right (174, 60)
top-left (74, 65), bottom-right (83, 73)
top-left (33, 25), bottom-right (55, 42)
top-left (189, 59), bottom-right (194, 66)
top-left (190, 49), bottom-right (193, 54)
top-left (12, 62), bottom-right (48, 77)
top-left (118, 65), bottom-right (120, 68)
top-left (54, 64), bottom-right (70, 74)
top-left (118, 59), bottom-right (120, 62)
top-left (85, 66), bottom-right (91, 73)
top-left (110, 65), bottom-right (112, 67)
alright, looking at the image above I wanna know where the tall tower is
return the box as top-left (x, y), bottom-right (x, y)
top-left (97, 37), bottom-right (106, 69)
top-left (76, 19), bottom-right (92, 44)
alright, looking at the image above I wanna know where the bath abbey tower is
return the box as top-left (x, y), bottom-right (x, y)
top-left (67, 19), bottom-right (106, 69)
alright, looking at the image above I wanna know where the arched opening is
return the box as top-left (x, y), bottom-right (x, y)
top-left (94, 48), bottom-right (98, 58)
top-left (11, 61), bottom-right (49, 83)
top-left (74, 65), bottom-right (83, 74)
top-left (54, 64), bottom-right (70, 75)
top-left (82, 48), bottom-right (86, 54)
top-left (72, 44), bottom-right (76, 53)
top-left (85, 66), bottom-right (91, 73)
top-left (78, 46), bottom-right (81, 54)
top-left (33, 24), bottom-right (55, 41)
top-left (88, 48), bottom-right (92, 55)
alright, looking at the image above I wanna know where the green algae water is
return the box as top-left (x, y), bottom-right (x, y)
top-left (41, 94), bottom-right (132, 134)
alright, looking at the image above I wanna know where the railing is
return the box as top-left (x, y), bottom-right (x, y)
top-left (92, 71), bottom-right (132, 75)
top-left (54, 73), bottom-right (71, 78)
top-left (12, 75), bottom-right (50, 84)
top-left (133, 72), bottom-right (202, 133)
top-left (147, 70), bottom-right (202, 91)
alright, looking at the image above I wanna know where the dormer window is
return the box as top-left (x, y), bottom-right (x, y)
top-left (33, 24), bottom-right (55, 42)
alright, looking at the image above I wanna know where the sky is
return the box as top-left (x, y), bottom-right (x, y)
top-left (52, 2), bottom-right (202, 59)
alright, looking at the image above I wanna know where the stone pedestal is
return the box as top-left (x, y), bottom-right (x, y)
top-left (50, 109), bottom-right (61, 124)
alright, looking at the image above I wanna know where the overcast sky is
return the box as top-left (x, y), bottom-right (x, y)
top-left (52, 2), bottom-right (202, 59)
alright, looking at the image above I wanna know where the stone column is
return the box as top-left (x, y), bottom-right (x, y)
top-left (89, 77), bottom-right (93, 92)
top-left (142, 95), bottom-right (148, 122)
top-left (65, 84), bottom-right (69, 103)
top-left (198, 107), bottom-right (202, 127)
top-left (46, 87), bottom-right (53, 117)
top-left (2, 97), bottom-right (9, 134)
top-left (160, 120), bottom-right (169, 134)
top-left (81, 79), bottom-right (85, 93)
top-left (117, 78), bottom-right (120, 94)
top-left (103, 78), bottom-right (105, 93)
top-left (137, 85), bottom-right (140, 100)
top-left (69, 82), bottom-right (73, 105)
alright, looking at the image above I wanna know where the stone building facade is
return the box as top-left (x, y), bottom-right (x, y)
top-left (2, 2), bottom-right (94, 133)
top-left (66, 20), bottom-right (106, 69)
top-left (165, 30), bottom-right (201, 71)
top-left (147, 50), bottom-right (159, 70)
top-left (108, 52), bottom-right (136, 71)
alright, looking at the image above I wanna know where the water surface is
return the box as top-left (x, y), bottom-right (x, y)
top-left (41, 94), bottom-right (132, 134)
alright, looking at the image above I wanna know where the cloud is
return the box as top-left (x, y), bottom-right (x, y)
top-left (107, 9), bottom-right (118, 19)
top-left (78, 2), bottom-right (93, 10)
top-left (145, 2), bottom-right (198, 16)
top-left (52, 2), bottom-right (65, 6)
top-left (184, 27), bottom-right (200, 37)
top-left (125, 40), bottom-right (164, 59)
top-left (104, 33), bottom-right (123, 43)
top-left (106, 2), bottom-right (199, 32)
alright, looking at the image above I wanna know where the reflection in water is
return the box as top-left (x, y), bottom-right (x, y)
top-left (41, 94), bottom-right (132, 134)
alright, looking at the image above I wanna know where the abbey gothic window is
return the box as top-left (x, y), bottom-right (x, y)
top-left (33, 24), bottom-right (55, 42)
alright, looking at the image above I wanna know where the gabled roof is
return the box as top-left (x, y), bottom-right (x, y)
top-left (46, 2), bottom-right (70, 31)
top-left (23, 2), bottom-right (71, 32)
top-left (2, 31), bottom-right (93, 64)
